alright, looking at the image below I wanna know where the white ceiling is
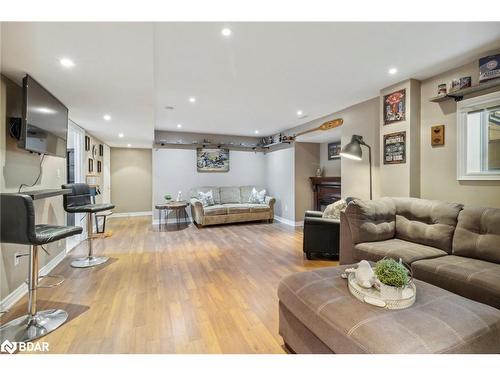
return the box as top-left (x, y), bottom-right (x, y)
top-left (2, 22), bottom-right (500, 147)
top-left (1, 22), bottom-right (155, 148)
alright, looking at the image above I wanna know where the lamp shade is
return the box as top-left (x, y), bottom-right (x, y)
top-left (340, 135), bottom-right (363, 160)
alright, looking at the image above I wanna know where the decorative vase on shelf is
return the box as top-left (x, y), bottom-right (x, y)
top-left (176, 191), bottom-right (182, 202)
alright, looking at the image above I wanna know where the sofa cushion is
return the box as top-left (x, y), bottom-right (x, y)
top-left (220, 186), bottom-right (242, 204)
top-left (248, 204), bottom-right (270, 212)
top-left (345, 198), bottom-right (396, 244)
top-left (412, 255), bottom-right (500, 309)
top-left (354, 238), bottom-right (447, 264)
top-left (240, 186), bottom-right (263, 203)
top-left (393, 197), bottom-right (462, 253)
top-left (190, 186), bottom-right (221, 204)
top-left (452, 207), bottom-right (500, 264)
top-left (203, 204), bottom-right (227, 216)
top-left (224, 203), bottom-right (251, 214)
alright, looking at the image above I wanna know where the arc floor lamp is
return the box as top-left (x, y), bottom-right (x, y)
top-left (340, 135), bottom-right (373, 200)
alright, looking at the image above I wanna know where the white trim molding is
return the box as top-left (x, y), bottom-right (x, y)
top-left (0, 249), bottom-right (66, 313)
top-left (274, 215), bottom-right (303, 227)
top-left (457, 91), bottom-right (500, 181)
top-left (109, 211), bottom-right (153, 218)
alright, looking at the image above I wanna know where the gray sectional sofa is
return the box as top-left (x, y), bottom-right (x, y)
top-left (340, 197), bottom-right (500, 309)
top-left (189, 186), bottom-right (275, 226)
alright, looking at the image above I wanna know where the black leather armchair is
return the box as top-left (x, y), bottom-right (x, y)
top-left (302, 210), bottom-right (340, 260)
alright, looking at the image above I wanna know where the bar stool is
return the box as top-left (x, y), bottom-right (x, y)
top-left (62, 183), bottom-right (115, 268)
top-left (0, 194), bottom-right (83, 343)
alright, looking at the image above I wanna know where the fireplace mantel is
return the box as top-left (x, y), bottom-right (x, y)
top-left (309, 177), bottom-right (341, 211)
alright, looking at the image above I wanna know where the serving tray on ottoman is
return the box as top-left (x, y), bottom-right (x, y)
top-left (278, 265), bottom-right (500, 354)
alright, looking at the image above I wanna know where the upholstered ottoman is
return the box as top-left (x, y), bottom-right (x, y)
top-left (278, 266), bottom-right (500, 354)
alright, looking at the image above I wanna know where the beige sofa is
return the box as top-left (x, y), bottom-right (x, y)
top-left (340, 197), bottom-right (500, 310)
top-left (189, 186), bottom-right (275, 226)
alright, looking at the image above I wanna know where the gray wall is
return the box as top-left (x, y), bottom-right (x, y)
top-left (320, 142), bottom-right (341, 176)
top-left (264, 145), bottom-right (295, 222)
top-left (1, 76), bottom-right (68, 301)
top-left (420, 53), bottom-right (500, 207)
top-left (111, 148), bottom-right (152, 213)
top-left (153, 148), bottom-right (267, 219)
top-left (294, 143), bottom-right (320, 222)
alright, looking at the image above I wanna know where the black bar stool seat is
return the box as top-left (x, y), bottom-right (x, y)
top-left (0, 194), bottom-right (83, 343)
top-left (62, 183), bottom-right (115, 268)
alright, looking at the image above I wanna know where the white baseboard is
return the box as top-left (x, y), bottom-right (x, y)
top-left (109, 211), bottom-right (152, 218)
top-left (274, 216), bottom-right (303, 227)
top-left (0, 249), bottom-right (67, 313)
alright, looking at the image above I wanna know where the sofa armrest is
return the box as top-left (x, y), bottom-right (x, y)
top-left (305, 210), bottom-right (323, 218)
top-left (344, 198), bottom-right (396, 244)
top-left (304, 216), bottom-right (340, 226)
top-left (265, 196), bottom-right (276, 207)
top-left (190, 198), bottom-right (204, 225)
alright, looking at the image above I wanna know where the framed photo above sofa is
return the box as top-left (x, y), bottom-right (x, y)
top-left (197, 148), bottom-right (229, 172)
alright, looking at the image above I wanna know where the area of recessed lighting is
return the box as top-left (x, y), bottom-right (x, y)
top-left (177, 124), bottom-right (182, 129)
top-left (118, 133), bottom-right (124, 138)
top-left (254, 130), bottom-right (259, 134)
top-left (296, 110), bottom-right (304, 117)
top-left (189, 97), bottom-right (196, 103)
top-left (103, 114), bottom-right (111, 121)
top-left (127, 144), bottom-right (131, 148)
top-left (59, 58), bottom-right (75, 68)
top-left (388, 67), bottom-right (398, 75)
top-left (221, 28), bottom-right (232, 37)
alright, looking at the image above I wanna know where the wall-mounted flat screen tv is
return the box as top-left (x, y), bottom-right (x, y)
top-left (19, 75), bottom-right (68, 158)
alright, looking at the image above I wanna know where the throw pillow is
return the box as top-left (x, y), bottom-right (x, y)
top-left (198, 190), bottom-right (215, 207)
top-left (322, 199), bottom-right (347, 219)
top-left (248, 187), bottom-right (266, 204)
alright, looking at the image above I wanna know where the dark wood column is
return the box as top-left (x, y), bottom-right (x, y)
top-left (309, 177), bottom-right (341, 211)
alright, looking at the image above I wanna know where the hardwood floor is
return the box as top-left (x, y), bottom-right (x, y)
top-left (1, 217), bottom-right (337, 353)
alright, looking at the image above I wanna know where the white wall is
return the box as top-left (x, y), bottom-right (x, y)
top-left (153, 148), bottom-right (266, 219)
top-left (264, 146), bottom-right (295, 222)
top-left (320, 143), bottom-right (341, 176)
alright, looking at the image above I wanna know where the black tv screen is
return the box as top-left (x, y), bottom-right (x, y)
top-left (21, 75), bottom-right (68, 158)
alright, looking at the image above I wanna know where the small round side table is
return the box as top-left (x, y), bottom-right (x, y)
top-left (155, 201), bottom-right (190, 230)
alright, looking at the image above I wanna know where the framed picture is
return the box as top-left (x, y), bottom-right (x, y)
top-left (88, 158), bottom-right (94, 172)
top-left (197, 148), bottom-right (229, 172)
top-left (85, 136), bottom-right (91, 151)
top-left (383, 89), bottom-right (406, 125)
top-left (328, 142), bottom-right (341, 160)
top-left (99, 144), bottom-right (104, 156)
top-left (97, 160), bottom-right (102, 173)
top-left (383, 131), bottom-right (406, 164)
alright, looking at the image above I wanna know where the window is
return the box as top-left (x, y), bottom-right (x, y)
top-left (457, 91), bottom-right (500, 180)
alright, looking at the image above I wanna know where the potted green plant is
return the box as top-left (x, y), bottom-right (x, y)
top-left (164, 194), bottom-right (172, 202)
top-left (374, 258), bottom-right (410, 300)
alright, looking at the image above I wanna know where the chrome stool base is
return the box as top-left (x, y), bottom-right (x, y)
top-left (71, 255), bottom-right (109, 268)
top-left (0, 309), bottom-right (68, 343)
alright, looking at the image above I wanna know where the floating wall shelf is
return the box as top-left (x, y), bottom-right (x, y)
top-left (429, 78), bottom-right (500, 103)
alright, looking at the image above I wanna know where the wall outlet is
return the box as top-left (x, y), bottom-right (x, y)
top-left (14, 252), bottom-right (21, 266)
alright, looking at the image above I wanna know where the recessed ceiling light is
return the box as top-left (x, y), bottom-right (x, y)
top-left (388, 67), bottom-right (398, 75)
top-left (221, 28), bottom-right (232, 37)
top-left (189, 97), bottom-right (196, 103)
top-left (296, 110), bottom-right (303, 117)
top-left (177, 124), bottom-right (182, 129)
top-left (59, 58), bottom-right (75, 68)
top-left (127, 144), bottom-right (131, 148)
top-left (103, 114), bottom-right (111, 121)
top-left (118, 133), bottom-right (124, 138)
top-left (255, 130), bottom-right (259, 134)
